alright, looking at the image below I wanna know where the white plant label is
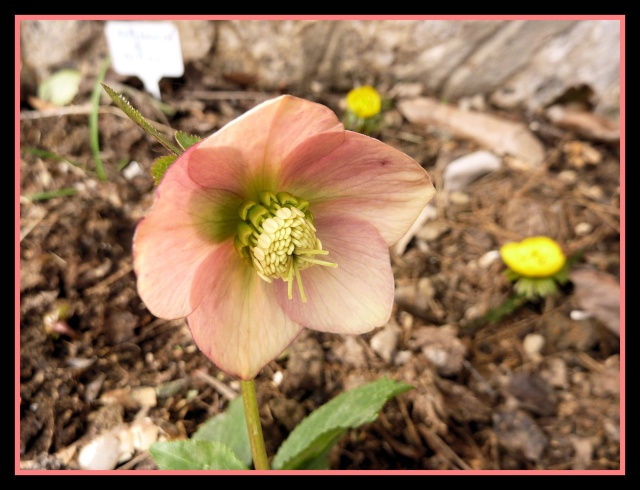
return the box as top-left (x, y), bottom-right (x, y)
top-left (105, 21), bottom-right (184, 99)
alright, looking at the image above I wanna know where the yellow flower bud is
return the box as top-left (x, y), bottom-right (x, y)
top-left (500, 236), bottom-right (566, 278)
top-left (346, 85), bottom-right (382, 119)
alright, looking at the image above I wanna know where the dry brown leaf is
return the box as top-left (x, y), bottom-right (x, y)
top-left (546, 105), bottom-right (620, 142)
top-left (397, 97), bottom-right (545, 167)
top-left (570, 267), bottom-right (620, 336)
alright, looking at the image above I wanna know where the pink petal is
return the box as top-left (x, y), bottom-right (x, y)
top-left (262, 95), bottom-right (344, 167)
top-left (280, 131), bottom-right (435, 246)
top-left (191, 95), bottom-right (344, 200)
top-left (187, 145), bottom-right (251, 195)
top-left (134, 148), bottom-right (241, 319)
top-left (275, 215), bottom-right (394, 333)
top-left (187, 242), bottom-right (304, 380)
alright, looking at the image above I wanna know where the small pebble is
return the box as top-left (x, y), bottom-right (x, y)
top-left (570, 310), bottom-right (593, 321)
top-left (78, 433), bottom-right (121, 470)
top-left (522, 333), bottom-right (545, 357)
top-left (122, 161), bottom-right (143, 180)
top-left (558, 170), bottom-right (578, 185)
top-left (448, 190), bottom-right (471, 205)
top-left (478, 250), bottom-right (501, 269)
top-left (574, 222), bottom-right (593, 236)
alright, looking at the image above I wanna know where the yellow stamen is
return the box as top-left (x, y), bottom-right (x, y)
top-left (296, 257), bottom-right (339, 267)
top-left (294, 263), bottom-right (306, 303)
top-left (234, 191), bottom-right (338, 302)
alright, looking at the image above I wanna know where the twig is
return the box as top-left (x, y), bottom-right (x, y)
top-left (574, 351), bottom-right (605, 373)
top-left (573, 195), bottom-right (621, 234)
top-left (187, 90), bottom-right (278, 101)
top-left (20, 105), bottom-right (176, 136)
top-left (462, 359), bottom-right (497, 398)
top-left (417, 424), bottom-right (472, 470)
top-left (192, 369), bottom-right (239, 400)
top-left (376, 422), bottom-right (424, 460)
top-left (117, 450), bottom-right (152, 470)
top-left (84, 263), bottom-right (134, 295)
top-left (21, 104), bottom-right (118, 119)
top-left (396, 397), bottom-right (423, 447)
top-left (19, 206), bottom-right (47, 242)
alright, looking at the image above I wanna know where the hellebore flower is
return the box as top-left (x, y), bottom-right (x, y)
top-left (133, 95), bottom-right (435, 380)
top-left (500, 236), bottom-right (569, 299)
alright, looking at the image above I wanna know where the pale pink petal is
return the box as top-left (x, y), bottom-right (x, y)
top-left (275, 215), bottom-right (394, 333)
top-left (187, 144), bottom-right (250, 195)
top-left (280, 131), bottom-right (435, 246)
top-left (261, 95), bottom-right (344, 166)
top-left (194, 95), bottom-right (344, 200)
top-left (187, 242), bottom-right (304, 380)
top-left (134, 148), bottom-right (242, 319)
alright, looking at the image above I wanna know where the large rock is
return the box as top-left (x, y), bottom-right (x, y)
top-left (19, 19), bottom-right (620, 115)
top-left (490, 20), bottom-right (620, 117)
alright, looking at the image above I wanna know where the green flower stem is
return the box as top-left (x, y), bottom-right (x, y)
top-left (241, 379), bottom-right (270, 470)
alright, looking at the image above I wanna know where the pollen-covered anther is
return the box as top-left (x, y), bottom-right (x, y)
top-left (235, 191), bottom-right (337, 302)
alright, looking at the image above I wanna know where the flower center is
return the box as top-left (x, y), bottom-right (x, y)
top-left (234, 191), bottom-right (337, 302)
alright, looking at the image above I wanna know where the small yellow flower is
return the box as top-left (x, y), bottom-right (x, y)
top-left (346, 86), bottom-right (382, 119)
top-left (500, 236), bottom-right (566, 278)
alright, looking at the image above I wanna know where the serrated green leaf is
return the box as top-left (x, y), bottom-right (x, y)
top-left (192, 397), bottom-right (252, 468)
top-left (101, 83), bottom-right (182, 156)
top-left (149, 440), bottom-right (249, 470)
top-left (272, 378), bottom-right (412, 470)
top-left (175, 131), bottom-right (202, 151)
top-left (151, 154), bottom-right (177, 185)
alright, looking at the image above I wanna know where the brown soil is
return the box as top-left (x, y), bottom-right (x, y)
top-left (19, 67), bottom-right (621, 471)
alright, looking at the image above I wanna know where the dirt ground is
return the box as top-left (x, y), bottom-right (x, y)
top-left (18, 60), bottom-right (622, 471)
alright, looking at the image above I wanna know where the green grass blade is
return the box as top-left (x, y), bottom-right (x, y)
top-left (25, 188), bottom-right (77, 201)
top-left (24, 147), bottom-right (86, 170)
top-left (90, 57), bottom-right (111, 181)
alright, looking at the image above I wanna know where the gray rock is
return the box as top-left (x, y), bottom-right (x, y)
top-left (506, 371), bottom-right (558, 416)
top-left (493, 408), bottom-right (548, 461)
top-left (369, 323), bottom-right (401, 363)
top-left (410, 325), bottom-right (467, 377)
top-left (443, 20), bottom-right (577, 99)
top-left (19, 19), bottom-right (620, 115)
top-left (491, 20), bottom-right (620, 117)
top-left (443, 150), bottom-right (502, 192)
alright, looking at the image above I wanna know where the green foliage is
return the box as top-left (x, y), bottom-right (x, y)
top-left (90, 57), bottom-right (111, 182)
top-left (102, 84), bottom-right (202, 184)
top-left (175, 131), bottom-right (202, 151)
top-left (272, 378), bottom-right (412, 470)
top-left (148, 378), bottom-right (410, 471)
top-left (151, 155), bottom-right (177, 185)
top-left (116, 158), bottom-right (131, 172)
top-left (24, 147), bottom-right (86, 170)
top-left (481, 293), bottom-right (529, 325)
top-left (150, 440), bottom-right (249, 470)
top-left (469, 250), bottom-right (583, 332)
top-left (342, 110), bottom-right (383, 137)
top-left (26, 188), bottom-right (78, 201)
top-left (101, 83), bottom-right (182, 156)
top-left (192, 397), bottom-right (252, 467)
